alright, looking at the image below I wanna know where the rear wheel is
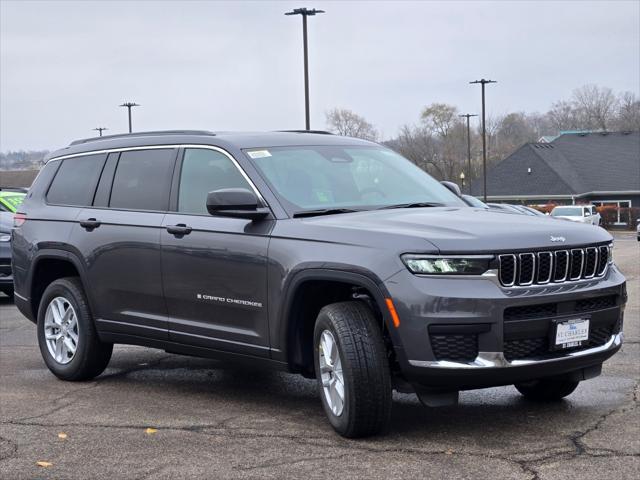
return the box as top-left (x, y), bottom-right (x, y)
top-left (37, 277), bottom-right (112, 381)
top-left (313, 301), bottom-right (392, 438)
top-left (515, 378), bottom-right (580, 401)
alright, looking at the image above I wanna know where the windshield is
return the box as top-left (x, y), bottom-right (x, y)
top-left (245, 145), bottom-right (463, 213)
top-left (551, 206), bottom-right (582, 217)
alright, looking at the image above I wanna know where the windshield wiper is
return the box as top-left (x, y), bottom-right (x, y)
top-left (292, 208), bottom-right (361, 218)
top-left (377, 202), bottom-right (444, 210)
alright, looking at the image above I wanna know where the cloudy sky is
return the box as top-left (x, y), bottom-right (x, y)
top-left (1, 0), bottom-right (638, 151)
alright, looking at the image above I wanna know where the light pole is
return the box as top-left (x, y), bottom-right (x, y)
top-left (459, 113), bottom-right (477, 194)
top-left (285, 7), bottom-right (325, 131)
top-left (469, 79), bottom-right (497, 202)
top-left (93, 127), bottom-right (108, 137)
top-left (119, 102), bottom-right (140, 133)
top-left (459, 171), bottom-right (465, 191)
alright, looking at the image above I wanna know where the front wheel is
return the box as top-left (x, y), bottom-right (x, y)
top-left (515, 378), bottom-right (580, 401)
top-left (37, 277), bottom-right (113, 381)
top-left (313, 301), bottom-right (392, 438)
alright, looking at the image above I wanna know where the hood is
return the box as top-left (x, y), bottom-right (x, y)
top-left (292, 207), bottom-right (611, 253)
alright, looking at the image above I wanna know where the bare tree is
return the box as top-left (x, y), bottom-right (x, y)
top-left (615, 91), bottom-right (640, 131)
top-left (548, 100), bottom-right (582, 131)
top-left (572, 84), bottom-right (618, 130)
top-left (325, 108), bottom-right (378, 140)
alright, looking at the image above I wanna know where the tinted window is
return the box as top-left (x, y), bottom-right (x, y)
top-left (47, 154), bottom-right (107, 206)
top-left (178, 148), bottom-right (252, 215)
top-left (110, 149), bottom-right (175, 211)
top-left (93, 152), bottom-right (119, 207)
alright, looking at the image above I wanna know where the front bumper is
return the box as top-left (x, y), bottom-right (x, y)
top-left (385, 264), bottom-right (626, 390)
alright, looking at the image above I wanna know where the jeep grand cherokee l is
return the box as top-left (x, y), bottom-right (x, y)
top-left (12, 131), bottom-right (626, 438)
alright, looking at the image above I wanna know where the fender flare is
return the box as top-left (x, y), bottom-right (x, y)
top-left (276, 266), bottom-right (400, 367)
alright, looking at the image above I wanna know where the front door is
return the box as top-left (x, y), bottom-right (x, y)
top-left (161, 147), bottom-right (274, 357)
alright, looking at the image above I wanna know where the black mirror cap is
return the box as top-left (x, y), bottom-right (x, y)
top-left (441, 181), bottom-right (462, 197)
top-left (206, 188), bottom-right (269, 220)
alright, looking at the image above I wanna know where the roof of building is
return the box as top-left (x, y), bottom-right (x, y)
top-left (470, 131), bottom-right (640, 197)
top-left (45, 130), bottom-right (370, 161)
top-left (0, 170), bottom-right (40, 188)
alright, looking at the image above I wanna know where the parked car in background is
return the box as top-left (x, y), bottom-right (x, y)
top-left (461, 194), bottom-right (489, 209)
top-left (0, 189), bottom-right (27, 213)
top-left (0, 211), bottom-right (14, 298)
top-left (487, 203), bottom-right (524, 214)
top-left (551, 205), bottom-right (601, 226)
top-left (519, 206), bottom-right (546, 216)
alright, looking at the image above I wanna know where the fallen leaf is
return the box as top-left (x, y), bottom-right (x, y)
top-left (58, 432), bottom-right (67, 439)
top-left (145, 427), bottom-right (158, 435)
top-left (36, 461), bottom-right (53, 468)
top-left (445, 449), bottom-right (454, 455)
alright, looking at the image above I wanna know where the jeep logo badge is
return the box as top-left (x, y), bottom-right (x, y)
top-left (550, 236), bottom-right (566, 242)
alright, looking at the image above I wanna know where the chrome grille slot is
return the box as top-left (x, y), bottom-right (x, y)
top-left (536, 252), bottom-right (553, 284)
top-left (553, 250), bottom-right (569, 282)
top-left (498, 244), bottom-right (610, 287)
top-left (569, 249), bottom-right (584, 280)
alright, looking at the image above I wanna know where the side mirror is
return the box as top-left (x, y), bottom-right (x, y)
top-left (206, 188), bottom-right (269, 221)
top-left (441, 181), bottom-right (461, 197)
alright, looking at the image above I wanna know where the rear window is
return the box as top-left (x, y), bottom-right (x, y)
top-left (551, 207), bottom-right (583, 217)
top-left (109, 149), bottom-right (175, 211)
top-left (46, 154), bottom-right (107, 206)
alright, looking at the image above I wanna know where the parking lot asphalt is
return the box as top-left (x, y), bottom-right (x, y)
top-left (0, 233), bottom-right (638, 480)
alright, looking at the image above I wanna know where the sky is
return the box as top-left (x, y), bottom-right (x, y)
top-left (1, 0), bottom-right (639, 151)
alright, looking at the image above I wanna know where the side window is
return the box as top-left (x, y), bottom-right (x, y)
top-left (46, 154), bottom-right (107, 206)
top-left (109, 149), bottom-right (176, 211)
top-left (178, 148), bottom-right (252, 215)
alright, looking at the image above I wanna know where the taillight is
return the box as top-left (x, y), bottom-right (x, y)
top-left (14, 213), bottom-right (26, 227)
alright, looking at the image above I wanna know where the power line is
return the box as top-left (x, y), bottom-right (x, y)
top-left (93, 127), bottom-right (108, 137)
top-left (119, 102), bottom-right (140, 133)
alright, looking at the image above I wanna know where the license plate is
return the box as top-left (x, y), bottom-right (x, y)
top-left (553, 318), bottom-right (590, 350)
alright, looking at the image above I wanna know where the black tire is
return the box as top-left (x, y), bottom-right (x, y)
top-left (37, 277), bottom-right (113, 381)
top-left (515, 378), bottom-right (580, 401)
top-left (313, 301), bottom-right (392, 438)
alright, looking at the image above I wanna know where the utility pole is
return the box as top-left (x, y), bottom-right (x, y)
top-left (459, 113), bottom-right (478, 194)
top-left (285, 7), bottom-right (325, 130)
top-left (93, 127), bottom-right (108, 137)
top-left (119, 102), bottom-right (140, 133)
top-left (469, 79), bottom-right (497, 202)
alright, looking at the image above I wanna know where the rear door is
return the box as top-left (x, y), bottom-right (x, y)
top-left (70, 147), bottom-right (178, 340)
top-left (161, 147), bottom-right (274, 357)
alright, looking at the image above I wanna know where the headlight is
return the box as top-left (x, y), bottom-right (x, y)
top-left (0, 233), bottom-right (10, 242)
top-left (401, 254), bottom-right (494, 275)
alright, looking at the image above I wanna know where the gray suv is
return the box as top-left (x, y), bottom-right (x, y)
top-left (12, 131), bottom-right (626, 437)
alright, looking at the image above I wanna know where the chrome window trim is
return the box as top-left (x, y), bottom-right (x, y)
top-left (536, 251), bottom-right (553, 284)
top-left (46, 144), bottom-right (267, 206)
top-left (569, 248), bottom-right (585, 281)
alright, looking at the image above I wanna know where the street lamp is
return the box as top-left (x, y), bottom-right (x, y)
top-left (93, 127), bottom-right (108, 137)
top-left (119, 102), bottom-right (140, 133)
top-left (285, 7), bottom-right (325, 131)
top-left (469, 79), bottom-right (497, 202)
top-left (459, 113), bottom-right (477, 194)
top-left (459, 171), bottom-right (465, 190)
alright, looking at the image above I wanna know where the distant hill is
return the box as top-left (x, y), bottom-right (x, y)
top-left (0, 150), bottom-right (49, 170)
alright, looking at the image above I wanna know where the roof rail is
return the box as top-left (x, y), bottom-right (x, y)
top-left (276, 130), bottom-right (334, 135)
top-left (69, 130), bottom-right (217, 146)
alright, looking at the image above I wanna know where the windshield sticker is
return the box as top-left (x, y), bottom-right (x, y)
top-left (247, 150), bottom-right (272, 159)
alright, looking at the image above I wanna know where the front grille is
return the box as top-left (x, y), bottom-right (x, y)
top-left (499, 244), bottom-right (610, 287)
top-left (504, 326), bottom-right (613, 361)
top-left (575, 295), bottom-right (617, 312)
top-left (504, 303), bottom-right (557, 321)
top-left (430, 334), bottom-right (478, 362)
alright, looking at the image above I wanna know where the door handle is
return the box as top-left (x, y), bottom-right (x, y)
top-left (166, 224), bottom-right (192, 236)
top-left (80, 218), bottom-right (101, 231)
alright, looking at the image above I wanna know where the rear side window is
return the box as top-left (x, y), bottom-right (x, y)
top-left (46, 154), bottom-right (107, 206)
top-left (109, 149), bottom-right (175, 211)
top-left (178, 148), bottom-right (252, 215)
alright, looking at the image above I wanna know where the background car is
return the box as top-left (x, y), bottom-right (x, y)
top-left (0, 188), bottom-right (27, 213)
top-left (0, 211), bottom-right (14, 298)
top-left (550, 205), bottom-right (601, 225)
top-left (461, 194), bottom-right (489, 209)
